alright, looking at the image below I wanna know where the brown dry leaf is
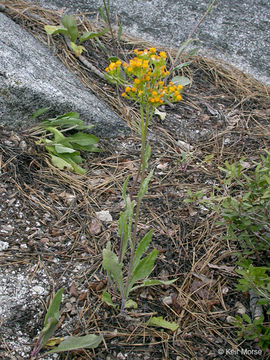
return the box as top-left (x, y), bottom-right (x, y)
top-left (77, 292), bottom-right (87, 302)
top-left (89, 218), bottom-right (102, 235)
top-left (190, 280), bottom-right (211, 299)
top-left (69, 283), bottom-right (79, 297)
top-left (88, 279), bottom-right (106, 292)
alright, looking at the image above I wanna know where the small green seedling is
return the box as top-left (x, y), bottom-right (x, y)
top-left (45, 14), bottom-right (108, 56)
top-left (31, 288), bottom-right (103, 359)
top-left (31, 109), bottom-right (101, 174)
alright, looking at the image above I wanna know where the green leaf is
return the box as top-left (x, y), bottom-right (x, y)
top-left (132, 230), bottom-right (153, 272)
top-left (138, 170), bottom-right (154, 200)
top-left (253, 315), bottom-right (264, 326)
top-left (125, 299), bottom-right (137, 309)
top-left (44, 289), bottom-right (64, 326)
top-left (146, 316), bottom-right (179, 332)
top-left (70, 42), bottom-right (86, 57)
top-left (45, 127), bottom-right (65, 142)
top-left (46, 334), bottom-right (103, 353)
top-left (44, 25), bottom-right (69, 36)
top-left (242, 313), bottom-right (252, 324)
top-left (54, 145), bottom-right (77, 154)
top-left (174, 38), bottom-right (198, 63)
top-left (173, 61), bottom-right (193, 71)
top-left (61, 15), bottom-right (78, 42)
top-left (117, 24), bottom-right (123, 42)
top-left (31, 107), bottom-right (50, 120)
top-left (67, 132), bottom-right (99, 146)
top-left (79, 29), bottom-right (108, 43)
top-left (42, 288), bottom-right (64, 346)
top-left (102, 248), bottom-right (124, 294)
top-left (171, 76), bottom-right (191, 87)
top-left (50, 155), bottom-right (74, 172)
top-left (128, 249), bottom-right (158, 294)
top-left (101, 291), bottom-right (116, 308)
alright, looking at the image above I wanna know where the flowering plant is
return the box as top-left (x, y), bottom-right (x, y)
top-left (102, 48), bottom-right (186, 311)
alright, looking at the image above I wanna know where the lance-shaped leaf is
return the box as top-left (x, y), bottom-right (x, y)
top-left (67, 132), bottom-right (99, 146)
top-left (132, 230), bottom-right (153, 273)
top-left (70, 42), bottom-right (86, 57)
top-left (144, 143), bottom-right (151, 170)
top-left (102, 247), bottom-right (124, 295)
top-left (46, 334), bottom-right (103, 354)
top-left (137, 170), bottom-right (154, 201)
top-left (79, 28), bottom-right (108, 43)
top-left (118, 199), bottom-right (135, 262)
top-left (41, 288), bottom-right (64, 346)
top-left (146, 316), bottom-right (179, 332)
top-left (101, 291), bottom-right (116, 308)
top-left (61, 15), bottom-right (78, 42)
top-left (44, 25), bottom-right (69, 37)
top-left (171, 76), bottom-right (191, 87)
top-left (128, 249), bottom-right (158, 294)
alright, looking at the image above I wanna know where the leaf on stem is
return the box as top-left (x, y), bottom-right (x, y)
top-left (138, 169), bottom-right (154, 201)
top-left (102, 247), bottom-right (124, 295)
top-left (128, 249), bottom-right (158, 294)
top-left (132, 230), bottom-right (153, 272)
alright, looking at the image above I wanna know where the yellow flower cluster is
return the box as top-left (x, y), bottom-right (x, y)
top-left (105, 48), bottom-right (183, 107)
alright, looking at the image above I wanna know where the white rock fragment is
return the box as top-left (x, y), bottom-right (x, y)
top-left (0, 240), bottom-right (9, 251)
top-left (177, 140), bottom-right (194, 152)
top-left (32, 285), bottom-right (45, 295)
top-left (95, 210), bottom-right (113, 222)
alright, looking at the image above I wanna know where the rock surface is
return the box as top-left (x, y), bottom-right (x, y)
top-left (24, 0), bottom-right (270, 85)
top-left (0, 13), bottom-right (129, 137)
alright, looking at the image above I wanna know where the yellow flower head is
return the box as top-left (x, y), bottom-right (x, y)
top-left (159, 51), bottom-right (167, 59)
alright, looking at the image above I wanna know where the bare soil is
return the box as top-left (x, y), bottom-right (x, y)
top-left (1, 1), bottom-right (270, 359)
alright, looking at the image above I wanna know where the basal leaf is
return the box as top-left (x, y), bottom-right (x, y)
top-left (101, 291), bottom-right (116, 308)
top-left (44, 288), bottom-right (65, 326)
top-left (50, 155), bottom-right (74, 171)
top-left (102, 248), bottom-right (124, 293)
top-left (45, 127), bottom-right (65, 142)
top-left (173, 60), bottom-right (193, 71)
top-left (67, 132), bottom-right (99, 146)
top-left (61, 15), bottom-right (78, 42)
top-left (42, 288), bottom-right (64, 345)
top-left (146, 316), bottom-right (179, 332)
top-left (79, 28), bottom-right (108, 43)
top-left (124, 299), bottom-right (137, 309)
top-left (70, 42), bottom-right (85, 57)
top-left (171, 76), bottom-right (191, 87)
top-left (46, 334), bottom-right (103, 353)
top-left (54, 145), bottom-right (77, 154)
top-left (44, 25), bottom-right (69, 36)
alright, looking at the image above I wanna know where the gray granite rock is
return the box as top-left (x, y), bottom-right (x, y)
top-left (24, 0), bottom-right (270, 85)
top-left (0, 13), bottom-right (129, 137)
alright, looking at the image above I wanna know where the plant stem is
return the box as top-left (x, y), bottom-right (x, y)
top-left (124, 104), bottom-right (150, 299)
top-left (102, 0), bottom-right (118, 56)
top-left (167, 0), bottom-right (217, 77)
